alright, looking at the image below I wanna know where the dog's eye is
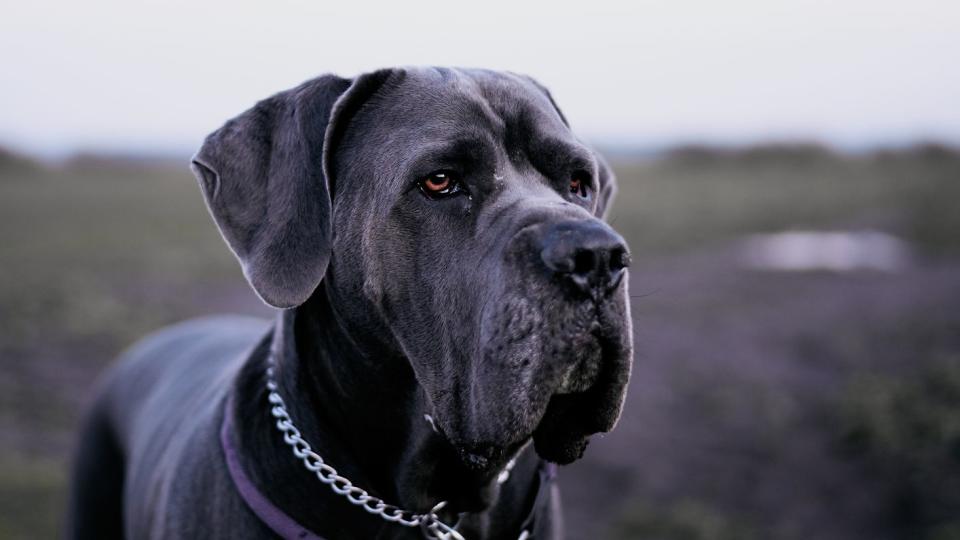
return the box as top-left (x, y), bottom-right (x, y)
top-left (418, 171), bottom-right (462, 198)
top-left (570, 172), bottom-right (591, 200)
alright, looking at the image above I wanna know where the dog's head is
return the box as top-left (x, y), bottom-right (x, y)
top-left (192, 67), bottom-right (632, 472)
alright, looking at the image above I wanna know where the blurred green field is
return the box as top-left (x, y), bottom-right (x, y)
top-left (0, 155), bottom-right (258, 539)
top-left (609, 144), bottom-right (960, 256)
top-left (0, 145), bottom-right (958, 539)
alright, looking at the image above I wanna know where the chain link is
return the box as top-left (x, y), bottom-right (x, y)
top-left (265, 364), bottom-right (466, 539)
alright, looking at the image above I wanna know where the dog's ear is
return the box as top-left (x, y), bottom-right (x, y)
top-left (594, 153), bottom-right (618, 220)
top-left (191, 71), bottom-right (394, 308)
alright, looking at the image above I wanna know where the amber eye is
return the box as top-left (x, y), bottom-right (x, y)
top-left (418, 171), bottom-right (462, 198)
top-left (424, 173), bottom-right (451, 192)
top-left (570, 173), bottom-right (590, 199)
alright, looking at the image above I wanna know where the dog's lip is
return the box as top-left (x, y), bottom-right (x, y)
top-left (532, 331), bottom-right (630, 463)
top-left (450, 355), bottom-right (610, 472)
top-left (439, 322), bottom-right (629, 469)
top-left (555, 330), bottom-right (605, 395)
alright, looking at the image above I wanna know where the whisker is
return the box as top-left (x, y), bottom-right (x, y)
top-left (629, 288), bottom-right (661, 300)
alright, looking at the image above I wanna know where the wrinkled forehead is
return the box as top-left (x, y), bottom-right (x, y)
top-left (340, 67), bottom-right (581, 177)
top-left (389, 67), bottom-right (568, 139)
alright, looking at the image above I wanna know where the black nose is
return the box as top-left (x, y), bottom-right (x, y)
top-left (540, 220), bottom-right (630, 297)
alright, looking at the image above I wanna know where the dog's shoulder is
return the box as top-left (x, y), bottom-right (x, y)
top-left (94, 315), bottom-right (270, 448)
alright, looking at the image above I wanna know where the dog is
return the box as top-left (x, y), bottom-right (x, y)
top-left (66, 67), bottom-right (633, 540)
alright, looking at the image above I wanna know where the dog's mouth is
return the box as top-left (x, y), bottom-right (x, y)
top-left (452, 328), bottom-right (629, 469)
top-left (532, 330), bottom-right (630, 464)
top-left (426, 324), bottom-right (630, 513)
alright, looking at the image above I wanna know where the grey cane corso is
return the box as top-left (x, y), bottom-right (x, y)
top-left (67, 67), bottom-right (633, 540)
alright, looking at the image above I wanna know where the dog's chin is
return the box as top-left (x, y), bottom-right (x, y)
top-left (453, 437), bottom-right (528, 476)
top-left (436, 439), bottom-right (529, 513)
top-left (531, 392), bottom-right (594, 464)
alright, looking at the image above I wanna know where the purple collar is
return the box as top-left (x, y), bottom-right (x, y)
top-left (221, 396), bottom-right (326, 540)
top-left (220, 396), bottom-right (557, 540)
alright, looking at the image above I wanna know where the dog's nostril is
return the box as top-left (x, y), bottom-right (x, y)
top-left (572, 250), bottom-right (597, 276)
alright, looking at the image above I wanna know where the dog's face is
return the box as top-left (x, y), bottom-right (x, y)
top-left (192, 67), bottom-right (632, 475)
top-left (326, 68), bottom-right (632, 468)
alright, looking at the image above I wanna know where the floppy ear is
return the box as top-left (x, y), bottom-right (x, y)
top-left (594, 153), bottom-right (618, 220)
top-left (191, 71), bottom-right (393, 308)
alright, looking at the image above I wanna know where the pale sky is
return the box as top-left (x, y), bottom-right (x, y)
top-left (2, 0), bottom-right (958, 157)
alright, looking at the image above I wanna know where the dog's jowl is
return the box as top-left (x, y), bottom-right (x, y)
top-left (67, 67), bottom-right (634, 540)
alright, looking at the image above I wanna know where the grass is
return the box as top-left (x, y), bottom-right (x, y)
top-left (0, 159), bottom-right (246, 350)
top-left (0, 458), bottom-right (65, 540)
top-left (608, 499), bottom-right (758, 540)
top-left (837, 357), bottom-right (960, 539)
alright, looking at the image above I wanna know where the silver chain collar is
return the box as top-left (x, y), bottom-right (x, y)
top-left (264, 363), bottom-right (523, 540)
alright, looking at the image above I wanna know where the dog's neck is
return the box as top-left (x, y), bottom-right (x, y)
top-left (232, 287), bottom-right (543, 539)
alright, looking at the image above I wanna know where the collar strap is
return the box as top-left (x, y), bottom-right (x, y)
top-left (221, 395), bottom-right (326, 539)
top-left (220, 396), bottom-right (558, 540)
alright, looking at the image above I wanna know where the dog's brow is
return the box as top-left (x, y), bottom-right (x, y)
top-left (567, 152), bottom-right (596, 173)
top-left (533, 138), bottom-right (597, 174)
top-left (408, 137), bottom-right (496, 171)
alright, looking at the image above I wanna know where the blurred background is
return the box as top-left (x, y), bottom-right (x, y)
top-left (1, 1), bottom-right (958, 539)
